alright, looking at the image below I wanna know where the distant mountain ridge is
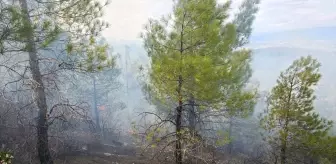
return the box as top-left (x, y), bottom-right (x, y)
top-left (251, 26), bottom-right (336, 42)
top-left (249, 26), bottom-right (336, 51)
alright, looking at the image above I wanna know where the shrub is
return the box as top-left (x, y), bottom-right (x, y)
top-left (0, 152), bottom-right (13, 164)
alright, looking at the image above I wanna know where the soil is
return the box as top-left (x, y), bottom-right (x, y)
top-left (54, 144), bottom-right (166, 164)
top-left (55, 153), bottom-right (151, 164)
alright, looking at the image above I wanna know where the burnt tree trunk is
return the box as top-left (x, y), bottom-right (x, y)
top-left (175, 11), bottom-right (186, 164)
top-left (19, 0), bottom-right (53, 163)
top-left (176, 75), bottom-right (183, 164)
top-left (280, 141), bottom-right (287, 164)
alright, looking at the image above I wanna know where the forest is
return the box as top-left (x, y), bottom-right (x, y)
top-left (0, 0), bottom-right (335, 164)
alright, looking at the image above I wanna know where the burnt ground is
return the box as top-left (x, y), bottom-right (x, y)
top-left (54, 148), bottom-right (231, 164)
top-left (54, 151), bottom-right (176, 164)
top-left (54, 144), bottom-right (169, 164)
top-left (55, 153), bottom-right (150, 164)
top-left (53, 143), bottom-right (235, 164)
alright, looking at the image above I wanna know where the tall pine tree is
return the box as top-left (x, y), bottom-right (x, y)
top-left (142, 0), bottom-right (256, 163)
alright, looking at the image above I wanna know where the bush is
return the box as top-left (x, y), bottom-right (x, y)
top-left (0, 152), bottom-right (14, 164)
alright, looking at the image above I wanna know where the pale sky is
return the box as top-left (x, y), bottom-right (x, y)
top-left (102, 0), bottom-right (336, 41)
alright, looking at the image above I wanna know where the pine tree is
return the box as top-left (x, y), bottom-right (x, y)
top-left (232, 0), bottom-right (260, 48)
top-left (260, 56), bottom-right (333, 164)
top-left (227, 0), bottom-right (260, 150)
top-left (141, 0), bottom-right (257, 163)
top-left (1, 0), bottom-right (112, 163)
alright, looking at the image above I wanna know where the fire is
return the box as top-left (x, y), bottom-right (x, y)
top-left (98, 105), bottom-right (106, 110)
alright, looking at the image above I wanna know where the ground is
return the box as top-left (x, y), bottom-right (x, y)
top-left (55, 154), bottom-right (149, 164)
top-left (53, 143), bottom-right (230, 164)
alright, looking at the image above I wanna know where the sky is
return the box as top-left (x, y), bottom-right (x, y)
top-left (102, 0), bottom-right (336, 41)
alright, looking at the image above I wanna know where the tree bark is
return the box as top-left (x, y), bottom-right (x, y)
top-left (175, 11), bottom-right (186, 164)
top-left (280, 140), bottom-right (287, 164)
top-left (19, 0), bottom-right (53, 163)
top-left (280, 112), bottom-right (289, 164)
top-left (175, 75), bottom-right (183, 164)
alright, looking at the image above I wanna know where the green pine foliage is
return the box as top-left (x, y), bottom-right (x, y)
top-left (232, 0), bottom-right (260, 48)
top-left (260, 56), bottom-right (334, 163)
top-left (2, 0), bottom-right (114, 72)
top-left (142, 0), bottom-right (257, 120)
top-left (0, 152), bottom-right (13, 164)
top-left (142, 0), bottom-right (260, 118)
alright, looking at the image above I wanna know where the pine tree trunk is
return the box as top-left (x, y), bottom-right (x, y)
top-left (187, 98), bottom-right (196, 136)
top-left (280, 120), bottom-right (289, 164)
top-left (175, 75), bottom-right (183, 164)
top-left (19, 0), bottom-right (53, 163)
top-left (175, 12), bottom-right (186, 163)
top-left (280, 143), bottom-right (287, 164)
top-left (280, 79), bottom-right (293, 164)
